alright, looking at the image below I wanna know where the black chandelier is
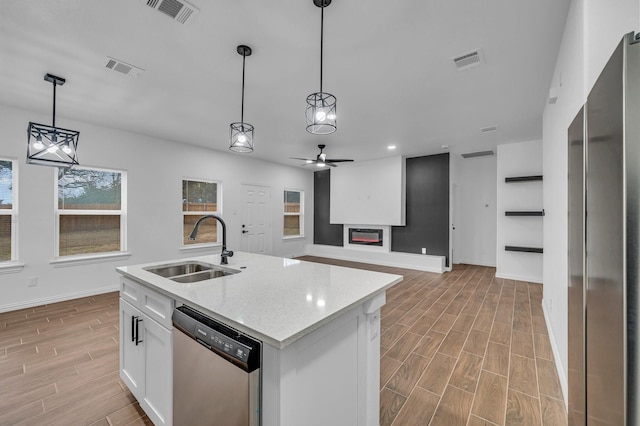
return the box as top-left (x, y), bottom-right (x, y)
top-left (229, 45), bottom-right (254, 153)
top-left (306, 0), bottom-right (337, 135)
top-left (27, 74), bottom-right (80, 168)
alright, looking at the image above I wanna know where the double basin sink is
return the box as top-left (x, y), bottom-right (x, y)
top-left (144, 261), bottom-right (240, 283)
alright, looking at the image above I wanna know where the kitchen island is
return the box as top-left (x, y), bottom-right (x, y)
top-left (116, 252), bottom-right (402, 426)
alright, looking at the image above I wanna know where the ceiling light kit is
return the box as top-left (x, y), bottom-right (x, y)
top-left (27, 73), bottom-right (80, 168)
top-left (229, 45), bottom-right (255, 153)
top-left (305, 0), bottom-right (337, 135)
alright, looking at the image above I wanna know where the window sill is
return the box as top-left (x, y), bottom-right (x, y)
top-left (282, 235), bottom-right (305, 241)
top-left (179, 243), bottom-right (221, 252)
top-left (0, 262), bottom-right (25, 274)
top-left (50, 251), bottom-right (132, 267)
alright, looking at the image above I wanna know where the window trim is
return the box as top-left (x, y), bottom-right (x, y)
top-left (283, 188), bottom-right (304, 239)
top-left (181, 177), bottom-right (222, 248)
top-left (54, 165), bottom-right (127, 260)
top-left (0, 157), bottom-right (18, 265)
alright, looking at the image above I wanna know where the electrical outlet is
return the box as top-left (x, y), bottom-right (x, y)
top-left (27, 276), bottom-right (38, 287)
top-left (421, 248), bottom-right (426, 255)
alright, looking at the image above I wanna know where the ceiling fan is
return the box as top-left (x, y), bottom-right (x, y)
top-left (291, 144), bottom-right (354, 168)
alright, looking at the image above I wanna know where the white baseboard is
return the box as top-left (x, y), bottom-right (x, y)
top-left (542, 298), bottom-right (568, 409)
top-left (495, 271), bottom-right (543, 284)
top-left (0, 284), bottom-right (119, 313)
top-left (304, 244), bottom-right (446, 273)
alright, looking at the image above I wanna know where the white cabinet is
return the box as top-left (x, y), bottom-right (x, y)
top-left (119, 278), bottom-right (174, 426)
top-left (261, 292), bottom-right (385, 426)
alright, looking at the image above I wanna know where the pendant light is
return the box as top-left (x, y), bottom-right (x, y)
top-left (229, 45), bottom-right (254, 153)
top-left (306, 0), bottom-right (337, 135)
top-left (27, 73), bottom-right (80, 168)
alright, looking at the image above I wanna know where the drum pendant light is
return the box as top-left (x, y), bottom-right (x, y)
top-left (306, 0), bottom-right (337, 135)
top-left (27, 73), bottom-right (80, 168)
top-left (229, 45), bottom-right (254, 153)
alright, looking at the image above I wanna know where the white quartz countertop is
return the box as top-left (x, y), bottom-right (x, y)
top-left (116, 252), bottom-right (402, 349)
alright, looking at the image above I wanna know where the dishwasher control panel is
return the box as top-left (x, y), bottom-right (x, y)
top-left (195, 324), bottom-right (252, 362)
top-left (173, 305), bottom-right (261, 372)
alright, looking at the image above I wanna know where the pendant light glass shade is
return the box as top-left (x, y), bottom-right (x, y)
top-left (229, 45), bottom-right (254, 153)
top-left (306, 92), bottom-right (336, 134)
top-left (306, 0), bottom-right (337, 135)
top-left (229, 121), bottom-right (254, 153)
top-left (27, 74), bottom-right (80, 168)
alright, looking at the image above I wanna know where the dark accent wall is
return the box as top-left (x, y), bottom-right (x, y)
top-left (392, 153), bottom-right (450, 266)
top-left (313, 169), bottom-right (343, 246)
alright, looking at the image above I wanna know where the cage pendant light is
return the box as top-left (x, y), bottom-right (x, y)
top-left (27, 73), bottom-right (80, 168)
top-left (306, 0), bottom-right (337, 135)
top-left (229, 45), bottom-right (254, 153)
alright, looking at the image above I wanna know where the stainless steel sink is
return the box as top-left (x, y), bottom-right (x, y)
top-left (171, 269), bottom-right (236, 283)
top-left (144, 261), bottom-right (240, 283)
top-left (145, 261), bottom-right (213, 278)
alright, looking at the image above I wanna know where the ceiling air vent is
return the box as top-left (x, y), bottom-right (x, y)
top-left (145, 0), bottom-right (199, 24)
top-left (452, 49), bottom-right (483, 71)
top-left (481, 126), bottom-right (497, 133)
top-left (461, 150), bottom-right (494, 159)
top-left (104, 57), bottom-right (145, 78)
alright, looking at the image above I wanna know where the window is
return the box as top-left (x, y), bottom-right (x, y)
top-left (0, 159), bottom-right (16, 262)
top-left (284, 190), bottom-right (303, 237)
top-left (56, 167), bottom-right (126, 257)
top-left (182, 179), bottom-right (220, 245)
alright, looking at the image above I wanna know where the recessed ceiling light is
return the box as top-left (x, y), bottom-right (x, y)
top-left (387, 145), bottom-right (396, 150)
top-left (441, 145), bottom-right (449, 149)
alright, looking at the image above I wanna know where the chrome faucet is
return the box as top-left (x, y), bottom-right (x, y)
top-left (189, 214), bottom-right (234, 265)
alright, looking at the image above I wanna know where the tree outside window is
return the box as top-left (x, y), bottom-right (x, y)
top-left (57, 167), bottom-right (125, 257)
top-left (183, 179), bottom-right (219, 245)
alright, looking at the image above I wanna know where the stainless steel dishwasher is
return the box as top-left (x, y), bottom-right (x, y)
top-left (172, 305), bottom-right (261, 426)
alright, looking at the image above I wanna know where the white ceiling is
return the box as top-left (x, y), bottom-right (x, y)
top-left (0, 0), bottom-right (570, 167)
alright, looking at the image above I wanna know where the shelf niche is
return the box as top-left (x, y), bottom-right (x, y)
top-left (505, 175), bottom-right (543, 183)
top-left (505, 210), bottom-right (545, 216)
top-left (505, 245), bottom-right (543, 253)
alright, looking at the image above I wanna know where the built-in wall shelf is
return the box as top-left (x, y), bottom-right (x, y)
top-left (505, 245), bottom-right (543, 253)
top-left (505, 175), bottom-right (543, 183)
top-left (505, 210), bottom-right (545, 216)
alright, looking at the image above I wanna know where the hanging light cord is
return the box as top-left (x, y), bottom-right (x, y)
top-left (241, 51), bottom-right (246, 124)
top-left (52, 80), bottom-right (57, 127)
top-left (320, 3), bottom-right (324, 93)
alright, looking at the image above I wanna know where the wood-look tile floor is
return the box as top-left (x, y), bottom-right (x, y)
top-left (0, 259), bottom-right (567, 425)
top-left (298, 257), bottom-right (567, 426)
top-left (0, 292), bottom-right (152, 425)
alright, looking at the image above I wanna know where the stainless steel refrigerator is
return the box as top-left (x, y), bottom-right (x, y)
top-left (568, 32), bottom-right (640, 425)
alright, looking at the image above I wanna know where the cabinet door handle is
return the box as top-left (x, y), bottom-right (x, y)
top-left (135, 317), bottom-right (143, 346)
top-left (131, 315), bottom-right (136, 342)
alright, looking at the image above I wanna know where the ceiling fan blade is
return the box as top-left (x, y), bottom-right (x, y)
top-left (325, 159), bottom-right (354, 163)
top-left (290, 157), bottom-right (315, 161)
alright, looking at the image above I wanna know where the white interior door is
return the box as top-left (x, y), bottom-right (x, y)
top-left (241, 184), bottom-right (271, 254)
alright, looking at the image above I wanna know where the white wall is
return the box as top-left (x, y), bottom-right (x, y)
top-left (496, 140), bottom-right (543, 283)
top-left (451, 153), bottom-right (497, 267)
top-left (0, 104), bottom-right (313, 311)
top-left (542, 0), bottom-right (639, 404)
top-left (330, 156), bottom-right (405, 226)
